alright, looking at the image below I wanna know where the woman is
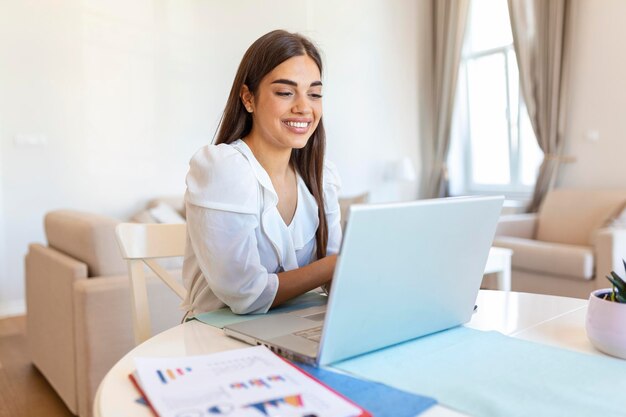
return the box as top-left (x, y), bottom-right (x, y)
top-left (182, 30), bottom-right (342, 316)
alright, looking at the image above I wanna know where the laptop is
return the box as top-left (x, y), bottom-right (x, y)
top-left (224, 196), bottom-right (504, 366)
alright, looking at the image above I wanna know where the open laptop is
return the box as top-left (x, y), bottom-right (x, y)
top-left (224, 196), bottom-right (504, 366)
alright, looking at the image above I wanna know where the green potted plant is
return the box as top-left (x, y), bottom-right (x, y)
top-left (586, 260), bottom-right (626, 359)
top-left (603, 266), bottom-right (626, 302)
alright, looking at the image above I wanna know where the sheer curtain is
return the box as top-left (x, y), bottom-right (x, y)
top-left (508, 0), bottom-right (575, 211)
top-left (425, 0), bottom-right (470, 198)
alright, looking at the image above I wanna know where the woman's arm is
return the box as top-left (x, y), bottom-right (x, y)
top-left (271, 254), bottom-right (336, 308)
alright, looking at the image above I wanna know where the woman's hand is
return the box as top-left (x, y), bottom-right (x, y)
top-left (271, 254), bottom-right (337, 308)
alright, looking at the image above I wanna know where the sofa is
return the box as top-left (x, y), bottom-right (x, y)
top-left (493, 189), bottom-right (626, 299)
top-left (26, 198), bottom-right (186, 417)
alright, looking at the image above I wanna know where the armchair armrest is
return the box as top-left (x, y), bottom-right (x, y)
top-left (25, 243), bottom-right (88, 414)
top-left (495, 213), bottom-right (537, 239)
top-left (73, 275), bottom-right (134, 417)
top-left (73, 273), bottom-right (184, 417)
top-left (593, 227), bottom-right (626, 289)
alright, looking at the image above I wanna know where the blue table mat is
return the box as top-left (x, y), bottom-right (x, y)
top-left (295, 362), bottom-right (437, 417)
top-left (193, 291), bottom-right (328, 329)
top-left (332, 327), bottom-right (626, 417)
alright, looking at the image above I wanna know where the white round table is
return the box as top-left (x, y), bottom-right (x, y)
top-left (94, 290), bottom-right (595, 417)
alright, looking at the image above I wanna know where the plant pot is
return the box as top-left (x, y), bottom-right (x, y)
top-left (586, 288), bottom-right (626, 359)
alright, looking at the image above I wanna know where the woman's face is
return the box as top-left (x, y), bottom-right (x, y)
top-left (242, 54), bottom-right (322, 151)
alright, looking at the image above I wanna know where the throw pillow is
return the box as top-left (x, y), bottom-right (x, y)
top-left (149, 202), bottom-right (186, 224)
top-left (130, 209), bottom-right (157, 224)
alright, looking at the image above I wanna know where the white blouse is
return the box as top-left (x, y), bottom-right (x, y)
top-left (181, 139), bottom-right (342, 315)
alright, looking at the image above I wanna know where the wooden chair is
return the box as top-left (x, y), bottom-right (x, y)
top-left (115, 223), bottom-right (187, 345)
top-left (339, 192), bottom-right (369, 232)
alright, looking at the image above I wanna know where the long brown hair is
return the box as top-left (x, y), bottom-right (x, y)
top-left (215, 30), bottom-right (328, 260)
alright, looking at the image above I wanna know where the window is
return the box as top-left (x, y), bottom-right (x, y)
top-left (448, 0), bottom-right (543, 197)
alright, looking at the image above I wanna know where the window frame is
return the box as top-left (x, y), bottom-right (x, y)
top-left (456, 44), bottom-right (539, 198)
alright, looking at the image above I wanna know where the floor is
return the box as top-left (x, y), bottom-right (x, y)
top-left (0, 316), bottom-right (74, 417)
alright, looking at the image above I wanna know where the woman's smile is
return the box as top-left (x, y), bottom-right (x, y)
top-left (282, 118), bottom-right (313, 134)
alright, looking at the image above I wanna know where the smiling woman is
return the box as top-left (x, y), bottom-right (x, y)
top-left (240, 55), bottom-right (323, 159)
top-left (182, 30), bottom-right (342, 316)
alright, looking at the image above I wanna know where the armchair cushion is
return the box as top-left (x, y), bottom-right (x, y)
top-left (45, 210), bottom-right (125, 277)
top-left (493, 236), bottom-right (594, 280)
top-left (536, 189), bottom-right (626, 246)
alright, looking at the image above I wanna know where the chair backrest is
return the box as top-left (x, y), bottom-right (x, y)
top-left (115, 223), bottom-right (187, 345)
top-left (339, 192), bottom-right (369, 232)
top-left (536, 189), bottom-right (626, 246)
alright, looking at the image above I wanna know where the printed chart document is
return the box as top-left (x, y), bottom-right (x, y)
top-left (132, 345), bottom-right (369, 417)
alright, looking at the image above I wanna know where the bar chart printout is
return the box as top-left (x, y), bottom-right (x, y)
top-left (133, 346), bottom-right (370, 417)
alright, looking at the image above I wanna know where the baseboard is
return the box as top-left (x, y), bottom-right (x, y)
top-left (0, 299), bottom-right (26, 318)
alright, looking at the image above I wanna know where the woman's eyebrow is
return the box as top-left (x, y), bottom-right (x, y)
top-left (271, 79), bottom-right (323, 87)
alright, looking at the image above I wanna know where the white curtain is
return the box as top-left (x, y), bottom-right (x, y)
top-left (424, 0), bottom-right (470, 198)
top-left (508, 0), bottom-right (574, 212)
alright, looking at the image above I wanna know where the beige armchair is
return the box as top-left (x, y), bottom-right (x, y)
top-left (493, 189), bottom-right (626, 299)
top-left (26, 209), bottom-right (183, 417)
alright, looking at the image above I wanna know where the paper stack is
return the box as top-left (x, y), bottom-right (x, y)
top-left (130, 345), bottom-right (370, 417)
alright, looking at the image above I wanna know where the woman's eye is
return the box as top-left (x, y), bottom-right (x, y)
top-left (309, 93), bottom-right (323, 99)
top-left (276, 91), bottom-right (292, 97)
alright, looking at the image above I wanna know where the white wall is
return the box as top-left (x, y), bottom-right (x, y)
top-left (307, 1), bottom-right (422, 200)
top-left (0, 0), bottom-right (424, 316)
top-left (558, 0), bottom-right (626, 188)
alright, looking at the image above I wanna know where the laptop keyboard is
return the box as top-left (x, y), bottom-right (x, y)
top-left (294, 326), bottom-right (323, 342)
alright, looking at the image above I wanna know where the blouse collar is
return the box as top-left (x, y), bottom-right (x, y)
top-left (231, 139), bottom-right (278, 210)
top-left (230, 139), bottom-right (319, 267)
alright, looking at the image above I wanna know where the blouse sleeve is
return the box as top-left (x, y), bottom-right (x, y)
top-left (186, 204), bottom-right (278, 314)
top-left (323, 160), bottom-right (343, 255)
top-left (186, 144), bottom-right (258, 213)
top-left (184, 144), bottom-right (278, 314)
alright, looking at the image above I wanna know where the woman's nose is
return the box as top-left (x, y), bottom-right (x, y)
top-left (292, 96), bottom-right (312, 114)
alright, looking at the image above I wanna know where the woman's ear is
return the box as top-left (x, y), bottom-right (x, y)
top-left (240, 85), bottom-right (254, 113)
